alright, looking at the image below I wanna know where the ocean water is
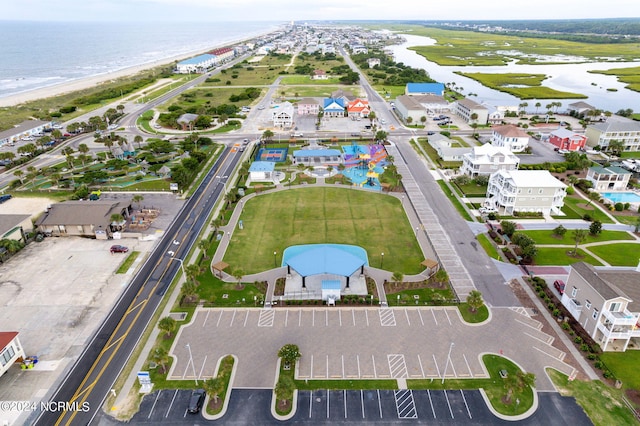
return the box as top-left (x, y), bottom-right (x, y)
top-left (0, 20), bottom-right (281, 99)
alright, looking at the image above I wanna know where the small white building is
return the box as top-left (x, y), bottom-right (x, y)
top-left (394, 95), bottom-right (426, 123)
top-left (0, 120), bottom-right (53, 146)
top-left (175, 54), bottom-right (217, 74)
top-left (367, 58), bottom-right (381, 68)
top-left (427, 134), bottom-right (470, 162)
top-left (0, 332), bottom-right (26, 378)
top-left (486, 170), bottom-right (567, 215)
top-left (586, 166), bottom-right (632, 191)
top-left (272, 102), bottom-right (295, 128)
top-left (460, 144), bottom-right (520, 177)
top-left (249, 161), bottom-right (276, 182)
top-left (491, 124), bottom-right (530, 153)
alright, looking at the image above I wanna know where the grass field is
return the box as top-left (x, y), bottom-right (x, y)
top-left (223, 187), bottom-right (423, 275)
top-left (560, 195), bottom-right (615, 224)
top-left (548, 369), bottom-right (637, 426)
top-left (280, 75), bottom-right (341, 85)
top-left (393, 26), bottom-right (640, 67)
top-left (589, 66), bottom-right (640, 93)
top-left (517, 230), bottom-right (635, 245)
top-left (587, 243), bottom-right (640, 267)
top-left (456, 72), bottom-right (587, 100)
top-left (532, 247), bottom-right (603, 266)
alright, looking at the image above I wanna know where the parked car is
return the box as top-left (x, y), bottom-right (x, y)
top-left (554, 280), bottom-right (566, 295)
top-left (479, 206), bottom-right (496, 214)
top-left (110, 245), bottom-right (129, 254)
top-left (0, 194), bottom-right (12, 204)
top-left (188, 389), bottom-right (206, 414)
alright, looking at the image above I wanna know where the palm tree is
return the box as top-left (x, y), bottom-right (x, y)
top-left (13, 170), bottom-right (24, 184)
top-left (185, 264), bottom-right (203, 285)
top-left (103, 139), bottom-right (114, 158)
top-left (534, 102), bottom-right (541, 114)
top-left (232, 267), bottom-right (244, 288)
top-left (262, 130), bottom-right (274, 144)
top-left (151, 347), bottom-right (170, 374)
top-left (407, 116), bottom-right (413, 125)
top-left (198, 239), bottom-right (209, 260)
top-left (134, 135), bottom-right (143, 149)
top-left (391, 271), bottom-right (404, 286)
top-left (131, 194), bottom-right (144, 209)
top-left (571, 229), bottom-right (588, 255)
top-left (78, 143), bottom-right (90, 156)
top-left (158, 316), bottom-right (177, 338)
top-left (466, 290), bottom-right (484, 313)
top-left (204, 377), bottom-right (224, 404)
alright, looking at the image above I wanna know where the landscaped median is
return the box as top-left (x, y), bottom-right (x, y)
top-left (202, 355), bottom-right (237, 419)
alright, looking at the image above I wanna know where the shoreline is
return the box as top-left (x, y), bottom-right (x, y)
top-left (0, 27), bottom-right (281, 109)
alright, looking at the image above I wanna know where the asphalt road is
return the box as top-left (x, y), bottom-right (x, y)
top-left (31, 146), bottom-right (241, 426)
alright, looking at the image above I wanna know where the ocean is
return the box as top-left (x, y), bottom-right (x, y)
top-left (0, 20), bottom-right (282, 99)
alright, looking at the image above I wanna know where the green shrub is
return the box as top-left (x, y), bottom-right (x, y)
top-left (587, 353), bottom-right (597, 360)
top-left (561, 322), bottom-right (570, 330)
top-left (574, 336), bottom-right (583, 344)
top-left (580, 344), bottom-right (590, 352)
top-left (594, 360), bottom-right (603, 369)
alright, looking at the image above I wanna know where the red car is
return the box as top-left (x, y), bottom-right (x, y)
top-left (110, 245), bottom-right (129, 254)
top-left (554, 280), bottom-right (566, 295)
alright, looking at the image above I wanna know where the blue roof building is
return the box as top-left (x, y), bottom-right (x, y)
top-left (406, 82), bottom-right (445, 96)
top-left (176, 53), bottom-right (217, 74)
top-left (322, 98), bottom-right (346, 117)
top-left (248, 161), bottom-right (276, 182)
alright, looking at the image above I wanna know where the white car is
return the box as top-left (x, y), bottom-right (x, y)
top-left (479, 207), bottom-right (496, 214)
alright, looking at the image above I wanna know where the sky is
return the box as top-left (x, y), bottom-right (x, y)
top-left (5, 0), bottom-right (640, 21)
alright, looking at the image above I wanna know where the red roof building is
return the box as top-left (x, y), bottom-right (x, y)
top-left (347, 99), bottom-right (370, 118)
top-left (549, 128), bottom-right (587, 151)
top-left (0, 331), bottom-right (25, 377)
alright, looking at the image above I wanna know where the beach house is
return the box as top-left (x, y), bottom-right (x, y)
top-left (490, 125), bottom-right (530, 153)
top-left (485, 170), bottom-right (567, 215)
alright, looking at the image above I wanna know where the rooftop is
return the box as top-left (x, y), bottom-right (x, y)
top-left (249, 161), bottom-right (275, 172)
top-left (493, 124), bottom-right (529, 138)
top-left (495, 170), bottom-right (566, 188)
top-left (589, 165), bottom-right (632, 175)
top-left (283, 244), bottom-right (368, 277)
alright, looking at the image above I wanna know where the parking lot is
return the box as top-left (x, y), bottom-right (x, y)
top-left (112, 387), bottom-right (592, 425)
top-left (171, 307), bottom-right (575, 392)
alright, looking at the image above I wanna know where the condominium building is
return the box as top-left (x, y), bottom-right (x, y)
top-left (460, 144), bottom-right (520, 177)
top-left (491, 125), bottom-right (530, 153)
top-left (585, 115), bottom-right (640, 152)
top-left (485, 170), bottom-right (567, 215)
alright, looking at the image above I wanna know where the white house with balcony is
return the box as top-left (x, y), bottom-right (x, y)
top-left (485, 170), bottom-right (567, 215)
top-left (272, 102), bottom-right (295, 128)
top-left (561, 262), bottom-right (640, 352)
top-left (454, 98), bottom-right (488, 125)
top-left (491, 124), bottom-right (530, 152)
top-left (585, 115), bottom-right (640, 152)
top-left (460, 144), bottom-right (520, 177)
top-left (586, 165), bottom-right (632, 191)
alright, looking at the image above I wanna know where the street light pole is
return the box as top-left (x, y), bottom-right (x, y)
top-left (274, 251), bottom-right (277, 268)
top-left (381, 252), bottom-right (384, 269)
top-left (167, 251), bottom-right (186, 277)
top-left (185, 343), bottom-right (198, 386)
top-left (442, 342), bottom-right (455, 384)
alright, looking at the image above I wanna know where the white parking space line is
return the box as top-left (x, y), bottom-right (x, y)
top-left (388, 354), bottom-right (408, 378)
top-left (342, 355), bottom-right (345, 377)
top-left (344, 390), bottom-right (347, 418)
top-left (229, 309), bottom-right (236, 326)
top-left (427, 390), bottom-right (436, 418)
top-left (325, 310), bottom-right (328, 327)
top-left (148, 390), bottom-right (161, 418)
top-left (379, 309), bottom-right (396, 326)
top-left (202, 310), bottom-right (211, 327)
top-left (165, 389), bottom-right (178, 418)
top-left (285, 310), bottom-right (289, 327)
top-left (361, 390), bottom-right (365, 418)
top-left (326, 355), bottom-right (329, 378)
top-left (444, 308), bottom-right (452, 325)
top-left (463, 354), bottom-right (473, 377)
top-left (327, 390), bottom-right (330, 418)
top-left (243, 310), bottom-right (249, 327)
top-left (352, 309), bottom-right (356, 326)
top-left (216, 311), bottom-right (223, 327)
top-left (405, 309), bottom-right (411, 326)
top-left (198, 355), bottom-right (207, 382)
top-left (418, 355), bottom-right (425, 378)
top-left (444, 390), bottom-right (454, 419)
top-left (394, 389), bottom-right (417, 419)
top-left (313, 310), bottom-right (316, 327)
top-left (258, 309), bottom-right (274, 327)
top-left (339, 310), bottom-right (342, 326)
top-left (310, 355), bottom-right (314, 378)
top-left (371, 355), bottom-right (377, 377)
top-left (431, 309), bottom-right (438, 325)
top-left (377, 390), bottom-right (383, 418)
top-left (417, 309), bottom-right (424, 326)
top-left (460, 390), bottom-right (472, 419)
top-left (432, 354), bottom-right (441, 378)
top-left (365, 310), bottom-right (369, 326)
top-left (309, 391), bottom-right (313, 418)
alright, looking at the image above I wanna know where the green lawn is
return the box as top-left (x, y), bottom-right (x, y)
top-left (517, 230), bottom-right (635, 245)
top-left (548, 369), bottom-right (638, 426)
top-left (223, 187), bottom-right (424, 275)
top-left (436, 181), bottom-right (474, 221)
top-left (458, 304), bottom-right (489, 323)
top-left (385, 287), bottom-right (455, 306)
top-left (533, 247), bottom-right (603, 266)
top-left (587, 243), bottom-right (640, 267)
top-left (280, 75), bottom-right (341, 85)
top-left (477, 233), bottom-right (502, 260)
top-left (599, 351), bottom-right (640, 390)
top-left (561, 195), bottom-right (615, 224)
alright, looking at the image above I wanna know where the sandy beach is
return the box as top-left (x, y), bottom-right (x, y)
top-left (0, 29), bottom-right (278, 109)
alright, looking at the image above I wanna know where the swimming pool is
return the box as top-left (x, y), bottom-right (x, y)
top-left (600, 192), bottom-right (640, 203)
